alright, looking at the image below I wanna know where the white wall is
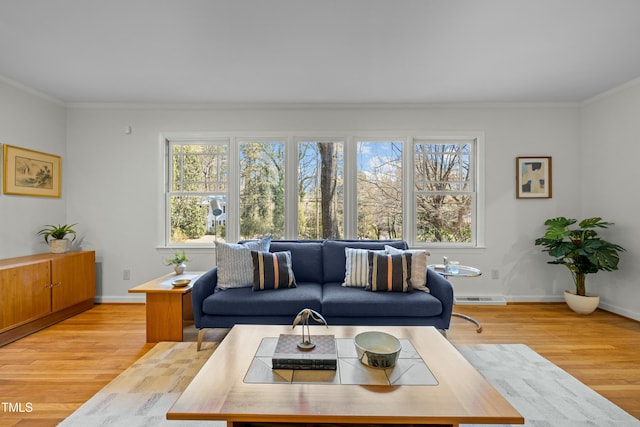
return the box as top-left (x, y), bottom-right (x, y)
top-left (64, 103), bottom-right (582, 304)
top-left (5, 76), bottom-right (635, 320)
top-left (580, 79), bottom-right (640, 320)
top-left (0, 77), bottom-right (67, 259)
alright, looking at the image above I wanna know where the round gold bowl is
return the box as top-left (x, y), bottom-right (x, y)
top-left (171, 278), bottom-right (191, 288)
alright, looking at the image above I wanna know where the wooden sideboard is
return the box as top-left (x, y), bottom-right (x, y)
top-left (0, 250), bottom-right (96, 346)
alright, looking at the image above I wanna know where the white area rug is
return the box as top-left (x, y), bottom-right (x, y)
top-left (58, 342), bottom-right (639, 427)
top-left (58, 341), bottom-right (223, 427)
top-left (457, 344), bottom-right (640, 427)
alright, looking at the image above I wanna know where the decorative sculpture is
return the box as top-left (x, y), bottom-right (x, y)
top-left (292, 308), bottom-right (328, 350)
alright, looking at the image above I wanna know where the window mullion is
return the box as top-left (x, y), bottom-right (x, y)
top-left (285, 136), bottom-right (298, 239)
top-left (343, 136), bottom-right (357, 239)
top-left (404, 137), bottom-right (415, 246)
top-left (227, 137), bottom-right (240, 243)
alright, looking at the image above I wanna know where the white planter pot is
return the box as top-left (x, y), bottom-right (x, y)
top-left (49, 239), bottom-right (69, 253)
top-left (564, 290), bottom-right (600, 315)
top-left (174, 263), bottom-right (186, 275)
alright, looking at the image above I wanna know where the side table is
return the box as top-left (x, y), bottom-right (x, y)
top-left (429, 264), bottom-right (483, 333)
top-left (128, 272), bottom-right (203, 343)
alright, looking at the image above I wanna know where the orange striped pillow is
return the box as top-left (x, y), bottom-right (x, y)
top-left (251, 251), bottom-right (297, 291)
top-left (365, 251), bottom-right (412, 292)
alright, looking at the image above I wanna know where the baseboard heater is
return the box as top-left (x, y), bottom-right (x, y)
top-left (455, 296), bottom-right (507, 305)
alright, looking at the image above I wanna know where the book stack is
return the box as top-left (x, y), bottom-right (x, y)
top-left (272, 334), bottom-right (337, 370)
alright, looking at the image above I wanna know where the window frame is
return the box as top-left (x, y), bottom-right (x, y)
top-left (353, 137), bottom-right (406, 240)
top-left (408, 134), bottom-right (484, 249)
top-left (164, 136), bottom-right (230, 248)
top-left (294, 136), bottom-right (346, 240)
top-left (237, 137), bottom-right (288, 240)
top-left (160, 131), bottom-right (484, 249)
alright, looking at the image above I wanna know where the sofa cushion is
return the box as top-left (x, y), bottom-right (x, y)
top-left (385, 245), bottom-right (430, 293)
top-left (216, 237), bottom-right (271, 289)
top-left (203, 283), bottom-right (323, 316)
top-left (251, 250), bottom-right (297, 291)
top-left (322, 282), bottom-right (442, 318)
top-left (365, 251), bottom-right (412, 292)
top-left (269, 240), bottom-right (323, 283)
top-left (322, 240), bottom-right (408, 284)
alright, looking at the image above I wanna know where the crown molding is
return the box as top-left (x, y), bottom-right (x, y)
top-left (582, 76), bottom-right (640, 106)
top-left (65, 101), bottom-right (580, 111)
top-left (0, 74), bottom-right (65, 106)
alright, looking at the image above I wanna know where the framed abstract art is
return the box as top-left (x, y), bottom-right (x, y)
top-left (516, 156), bottom-right (552, 199)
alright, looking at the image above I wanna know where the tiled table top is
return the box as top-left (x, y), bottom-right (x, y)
top-left (245, 337), bottom-right (438, 386)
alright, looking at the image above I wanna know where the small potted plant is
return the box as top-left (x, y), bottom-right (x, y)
top-left (534, 217), bottom-right (625, 314)
top-left (37, 223), bottom-right (78, 253)
top-left (166, 251), bottom-right (189, 275)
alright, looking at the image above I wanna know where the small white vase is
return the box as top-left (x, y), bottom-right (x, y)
top-left (49, 239), bottom-right (69, 253)
top-left (564, 290), bottom-right (600, 315)
top-left (174, 263), bottom-right (186, 275)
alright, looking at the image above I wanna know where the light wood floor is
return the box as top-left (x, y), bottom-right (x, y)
top-left (0, 303), bottom-right (638, 426)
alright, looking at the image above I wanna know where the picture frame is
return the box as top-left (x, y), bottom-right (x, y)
top-left (3, 144), bottom-right (62, 198)
top-left (516, 156), bottom-right (552, 199)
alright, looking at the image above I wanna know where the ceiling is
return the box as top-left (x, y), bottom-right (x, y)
top-left (1, 0), bottom-right (640, 104)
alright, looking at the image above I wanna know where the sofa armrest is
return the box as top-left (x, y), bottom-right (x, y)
top-left (192, 267), bottom-right (218, 328)
top-left (426, 269), bottom-right (454, 325)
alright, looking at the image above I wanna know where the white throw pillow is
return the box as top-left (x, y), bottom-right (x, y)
top-left (342, 247), bottom-right (386, 287)
top-left (385, 245), bottom-right (430, 293)
top-left (216, 237), bottom-right (271, 289)
top-left (342, 248), bottom-right (371, 287)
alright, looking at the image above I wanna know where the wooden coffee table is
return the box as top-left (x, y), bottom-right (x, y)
top-left (167, 325), bottom-right (523, 426)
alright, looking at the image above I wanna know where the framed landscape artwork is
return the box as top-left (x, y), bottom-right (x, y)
top-left (3, 144), bottom-right (62, 198)
top-left (516, 156), bottom-right (552, 199)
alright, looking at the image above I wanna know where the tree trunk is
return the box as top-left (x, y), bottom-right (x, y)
top-left (576, 274), bottom-right (586, 296)
top-left (319, 142), bottom-right (339, 239)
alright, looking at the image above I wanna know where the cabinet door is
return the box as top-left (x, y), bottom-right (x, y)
top-left (51, 252), bottom-right (96, 311)
top-left (0, 261), bottom-right (51, 331)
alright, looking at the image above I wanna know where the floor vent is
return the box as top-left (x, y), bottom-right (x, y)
top-left (455, 296), bottom-right (507, 305)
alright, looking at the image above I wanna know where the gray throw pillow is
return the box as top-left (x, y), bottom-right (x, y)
top-left (216, 237), bottom-right (271, 289)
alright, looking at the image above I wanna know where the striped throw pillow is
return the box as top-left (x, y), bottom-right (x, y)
top-left (216, 237), bottom-right (271, 289)
top-left (385, 245), bottom-right (430, 293)
top-left (342, 248), bottom-right (370, 287)
top-left (365, 251), bottom-right (412, 292)
top-left (251, 250), bottom-right (297, 291)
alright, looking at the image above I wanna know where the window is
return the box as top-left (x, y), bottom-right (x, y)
top-left (167, 139), bottom-right (228, 245)
top-left (356, 140), bottom-right (403, 239)
top-left (297, 140), bottom-right (344, 239)
top-left (164, 133), bottom-right (481, 248)
top-left (413, 139), bottom-right (476, 245)
top-left (239, 140), bottom-right (286, 240)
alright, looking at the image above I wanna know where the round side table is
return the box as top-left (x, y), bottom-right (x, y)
top-left (429, 264), bottom-right (483, 333)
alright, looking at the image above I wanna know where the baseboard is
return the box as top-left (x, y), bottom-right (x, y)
top-left (95, 295), bottom-right (145, 303)
top-left (456, 295), bottom-right (567, 305)
top-left (505, 295), bottom-right (565, 303)
top-left (598, 301), bottom-right (640, 322)
top-left (455, 296), bottom-right (507, 305)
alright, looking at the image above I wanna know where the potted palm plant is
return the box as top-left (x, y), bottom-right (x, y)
top-left (37, 223), bottom-right (78, 253)
top-left (534, 217), bottom-right (624, 314)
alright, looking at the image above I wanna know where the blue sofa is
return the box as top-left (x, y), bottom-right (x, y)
top-left (192, 240), bottom-right (454, 348)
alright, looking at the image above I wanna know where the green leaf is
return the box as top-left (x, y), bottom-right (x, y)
top-left (542, 217), bottom-right (575, 240)
top-left (578, 217), bottom-right (612, 229)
